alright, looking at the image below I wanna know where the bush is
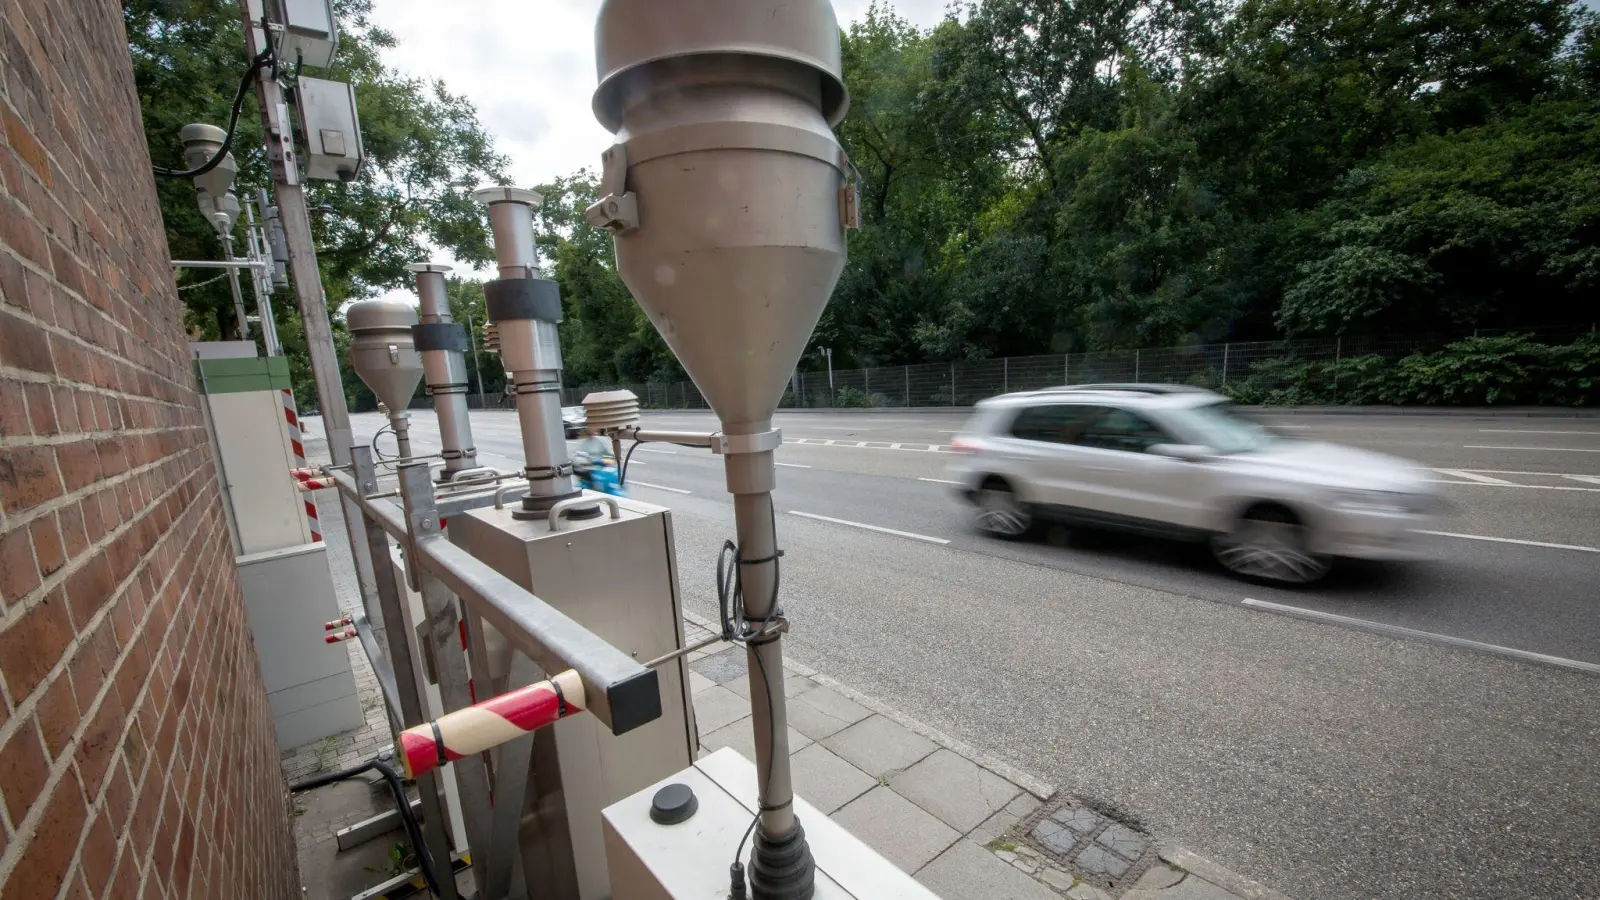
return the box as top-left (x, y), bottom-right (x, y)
top-left (1222, 335), bottom-right (1599, 407)
top-left (832, 386), bottom-right (882, 408)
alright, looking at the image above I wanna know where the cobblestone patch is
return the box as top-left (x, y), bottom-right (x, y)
top-left (1000, 793), bottom-right (1160, 896)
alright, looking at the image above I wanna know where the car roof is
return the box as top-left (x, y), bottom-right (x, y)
top-left (981, 384), bottom-right (1225, 410)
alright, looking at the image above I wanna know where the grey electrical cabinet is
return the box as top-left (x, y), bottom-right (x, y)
top-left (266, 0), bottom-right (339, 69)
top-left (294, 76), bottom-right (364, 182)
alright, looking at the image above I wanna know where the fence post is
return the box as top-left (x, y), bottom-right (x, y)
top-left (1222, 344), bottom-right (1230, 385)
top-left (1003, 357), bottom-right (1009, 393)
top-left (1333, 337), bottom-right (1342, 405)
top-left (950, 362), bottom-right (956, 406)
top-left (864, 368), bottom-right (871, 397)
top-left (1064, 353), bottom-right (1069, 385)
top-left (1134, 349), bottom-right (1140, 383)
top-left (904, 366), bottom-right (910, 407)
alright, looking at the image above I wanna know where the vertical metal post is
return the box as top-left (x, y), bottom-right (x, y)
top-left (1134, 349), bottom-right (1141, 383)
top-left (242, 199), bottom-right (281, 356)
top-left (1064, 353), bottom-right (1070, 385)
top-left (950, 362), bottom-right (956, 405)
top-left (864, 367), bottom-right (870, 397)
top-left (1222, 343), bottom-right (1230, 386)
top-left (221, 235), bottom-right (252, 342)
top-left (1333, 337), bottom-right (1342, 404)
top-left (351, 448), bottom-right (459, 900)
top-left (235, 4), bottom-right (379, 618)
top-left (1003, 357), bottom-right (1009, 394)
top-left (466, 308), bottom-right (486, 409)
top-left (396, 463), bottom-right (495, 899)
top-left (904, 366), bottom-right (910, 407)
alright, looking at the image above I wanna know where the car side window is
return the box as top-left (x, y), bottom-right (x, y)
top-left (1075, 407), bottom-right (1171, 453)
top-left (1008, 404), bottom-right (1098, 444)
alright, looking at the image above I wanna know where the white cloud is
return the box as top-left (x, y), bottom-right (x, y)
top-left (363, 0), bottom-right (950, 299)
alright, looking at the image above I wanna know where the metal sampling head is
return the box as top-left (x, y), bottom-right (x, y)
top-left (587, 0), bottom-right (856, 431)
top-left (180, 123), bottom-right (241, 238)
top-left (346, 300), bottom-right (424, 415)
top-left (582, 390), bottom-right (641, 435)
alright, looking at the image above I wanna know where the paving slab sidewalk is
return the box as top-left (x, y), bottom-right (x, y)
top-left (280, 433), bottom-right (1284, 899)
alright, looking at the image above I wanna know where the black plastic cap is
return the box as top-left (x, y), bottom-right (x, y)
top-left (649, 783), bottom-right (698, 825)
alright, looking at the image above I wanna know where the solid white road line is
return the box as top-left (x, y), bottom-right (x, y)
top-left (1433, 469), bottom-right (1515, 484)
top-left (1464, 445), bottom-right (1600, 452)
top-left (918, 477), bottom-right (963, 485)
top-left (1478, 429), bottom-right (1600, 435)
top-left (786, 511), bottom-right (951, 545)
top-left (1418, 530), bottom-right (1598, 553)
top-left (1422, 480), bottom-right (1600, 493)
top-left (1562, 474), bottom-right (1600, 486)
top-left (1438, 467), bottom-right (1591, 476)
top-left (1240, 598), bottom-right (1600, 675)
top-left (628, 480), bottom-right (691, 495)
top-left (637, 448), bottom-right (678, 455)
top-left (775, 462), bottom-right (812, 469)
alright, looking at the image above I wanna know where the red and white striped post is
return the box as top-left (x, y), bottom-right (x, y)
top-left (282, 388), bottom-right (322, 541)
top-left (397, 670), bottom-right (585, 779)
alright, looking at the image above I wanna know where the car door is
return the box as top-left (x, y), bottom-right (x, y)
top-left (987, 402), bottom-right (1099, 509)
top-left (1065, 406), bottom-right (1197, 528)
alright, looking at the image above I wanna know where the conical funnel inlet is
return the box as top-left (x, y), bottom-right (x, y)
top-left (346, 299), bottom-right (423, 413)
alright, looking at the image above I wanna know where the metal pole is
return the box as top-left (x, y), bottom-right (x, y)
top-left (1135, 348), bottom-right (1141, 383)
top-left (396, 463), bottom-right (496, 900)
top-left (1333, 337), bottom-right (1342, 404)
top-left (235, 4), bottom-right (379, 618)
top-left (1003, 357), bottom-right (1008, 394)
top-left (1064, 352), bottom-right (1069, 385)
top-left (904, 365), bottom-right (910, 407)
top-left (950, 362), bottom-right (956, 406)
top-left (466, 307), bottom-right (486, 409)
top-left (411, 263), bottom-right (478, 480)
top-left (351, 448), bottom-right (459, 900)
top-left (243, 199), bottom-right (281, 356)
top-left (1222, 343), bottom-right (1230, 385)
top-left (221, 235), bottom-right (251, 341)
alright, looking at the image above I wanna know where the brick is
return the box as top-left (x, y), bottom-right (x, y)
top-left (35, 673), bottom-right (78, 760)
top-left (0, 774), bottom-right (86, 900)
top-left (0, 720), bottom-right (49, 825)
top-left (65, 554), bottom-right (113, 629)
top-left (0, 104), bottom-right (50, 185)
top-left (55, 438), bottom-right (101, 492)
top-left (0, 588), bottom-right (72, 699)
top-left (0, 444), bottom-right (62, 513)
top-left (0, 525), bottom-right (38, 605)
top-left (75, 687), bottom-right (124, 797)
top-left (0, 378), bottom-right (26, 438)
top-left (50, 384), bottom-right (78, 432)
top-left (29, 512), bottom-right (64, 577)
top-left (0, 309), bottom-right (54, 374)
top-left (22, 382), bottom-right (55, 434)
top-left (78, 812), bottom-right (118, 897)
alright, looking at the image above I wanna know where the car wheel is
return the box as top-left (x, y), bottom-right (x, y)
top-left (974, 479), bottom-right (1033, 539)
top-left (1212, 503), bottom-right (1330, 584)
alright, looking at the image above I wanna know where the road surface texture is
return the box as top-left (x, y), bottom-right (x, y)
top-left (326, 408), bottom-right (1599, 900)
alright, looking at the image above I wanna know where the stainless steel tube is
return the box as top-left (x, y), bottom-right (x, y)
top-left (733, 487), bottom-right (798, 837)
top-left (411, 263), bottom-right (479, 480)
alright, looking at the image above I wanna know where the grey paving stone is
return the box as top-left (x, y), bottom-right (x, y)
top-left (1122, 876), bottom-right (1244, 900)
top-left (692, 684), bottom-right (752, 734)
top-left (914, 839), bottom-right (1059, 900)
top-left (724, 669), bottom-right (816, 701)
top-left (970, 792), bottom-right (1042, 845)
top-left (786, 693), bottom-right (858, 741)
top-left (688, 670), bottom-right (716, 695)
top-left (823, 715), bottom-right (937, 777)
top-left (793, 685), bottom-right (870, 725)
top-left (1131, 865), bottom-right (1186, 891)
top-left (1032, 818), bottom-right (1081, 856)
top-left (788, 743), bottom-right (875, 814)
top-left (1096, 822), bottom-right (1150, 861)
top-left (1075, 843), bottom-right (1132, 880)
top-left (831, 787), bottom-right (961, 875)
top-left (1066, 882), bottom-right (1114, 900)
top-left (699, 718), bottom-right (811, 763)
top-left (1052, 805), bottom-right (1104, 836)
top-left (890, 749), bottom-right (1022, 833)
top-left (689, 648), bottom-right (747, 684)
top-left (1041, 868), bottom-right (1076, 891)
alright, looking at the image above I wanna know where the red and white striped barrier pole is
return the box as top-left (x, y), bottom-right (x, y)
top-left (323, 616), bottom-right (356, 643)
top-left (282, 389), bottom-right (323, 541)
top-left (397, 670), bottom-right (585, 779)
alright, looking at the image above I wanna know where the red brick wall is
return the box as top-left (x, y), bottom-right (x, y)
top-left (0, 2), bottom-right (299, 898)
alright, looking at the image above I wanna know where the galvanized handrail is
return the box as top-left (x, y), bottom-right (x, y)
top-left (327, 466), bottom-right (661, 733)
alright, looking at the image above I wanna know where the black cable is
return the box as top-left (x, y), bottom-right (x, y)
top-left (151, 50), bottom-right (275, 179)
top-left (372, 424), bottom-right (398, 460)
top-left (619, 439), bottom-right (648, 485)
top-left (291, 758), bottom-right (441, 897)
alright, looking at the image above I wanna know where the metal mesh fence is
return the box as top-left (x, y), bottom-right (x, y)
top-left (558, 324), bottom-right (1595, 409)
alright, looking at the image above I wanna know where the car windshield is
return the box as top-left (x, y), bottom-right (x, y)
top-left (1163, 402), bottom-right (1277, 454)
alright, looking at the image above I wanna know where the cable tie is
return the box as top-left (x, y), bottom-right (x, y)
top-left (430, 721), bottom-right (447, 770)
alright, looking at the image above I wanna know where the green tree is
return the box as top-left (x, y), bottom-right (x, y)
top-left (129, 0), bottom-right (507, 408)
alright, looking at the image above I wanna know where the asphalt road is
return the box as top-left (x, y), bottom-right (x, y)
top-left (327, 408), bottom-right (1599, 900)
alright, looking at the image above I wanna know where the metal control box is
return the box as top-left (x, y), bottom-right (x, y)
top-left (294, 76), bottom-right (364, 182)
top-left (605, 749), bottom-right (942, 899)
top-left (450, 497), bottom-right (698, 900)
top-left (266, 0), bottom-right (339, 69)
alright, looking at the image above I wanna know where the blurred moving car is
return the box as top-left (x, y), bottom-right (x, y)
top-left (561, 405), bottom-right (587, 438)
top-left (946, 385), bottom-right (1436, 584)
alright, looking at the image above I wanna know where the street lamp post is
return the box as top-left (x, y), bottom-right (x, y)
top-left (465, 306), bottom-right (487, 409)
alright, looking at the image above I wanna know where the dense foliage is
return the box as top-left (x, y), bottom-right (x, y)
top-left (537, 0), bottom-right (1600, 389)
top-left (129, 0), bottom-right (506, 407)
top-left (134, 0), bottom-right (1600, 405)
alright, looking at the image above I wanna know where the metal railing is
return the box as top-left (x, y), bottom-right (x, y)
top-left (561, 324), bottom-right (1596, 409)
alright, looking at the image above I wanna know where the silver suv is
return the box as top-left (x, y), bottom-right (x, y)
top-left (947, 385), bottom-right (1436, 583)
